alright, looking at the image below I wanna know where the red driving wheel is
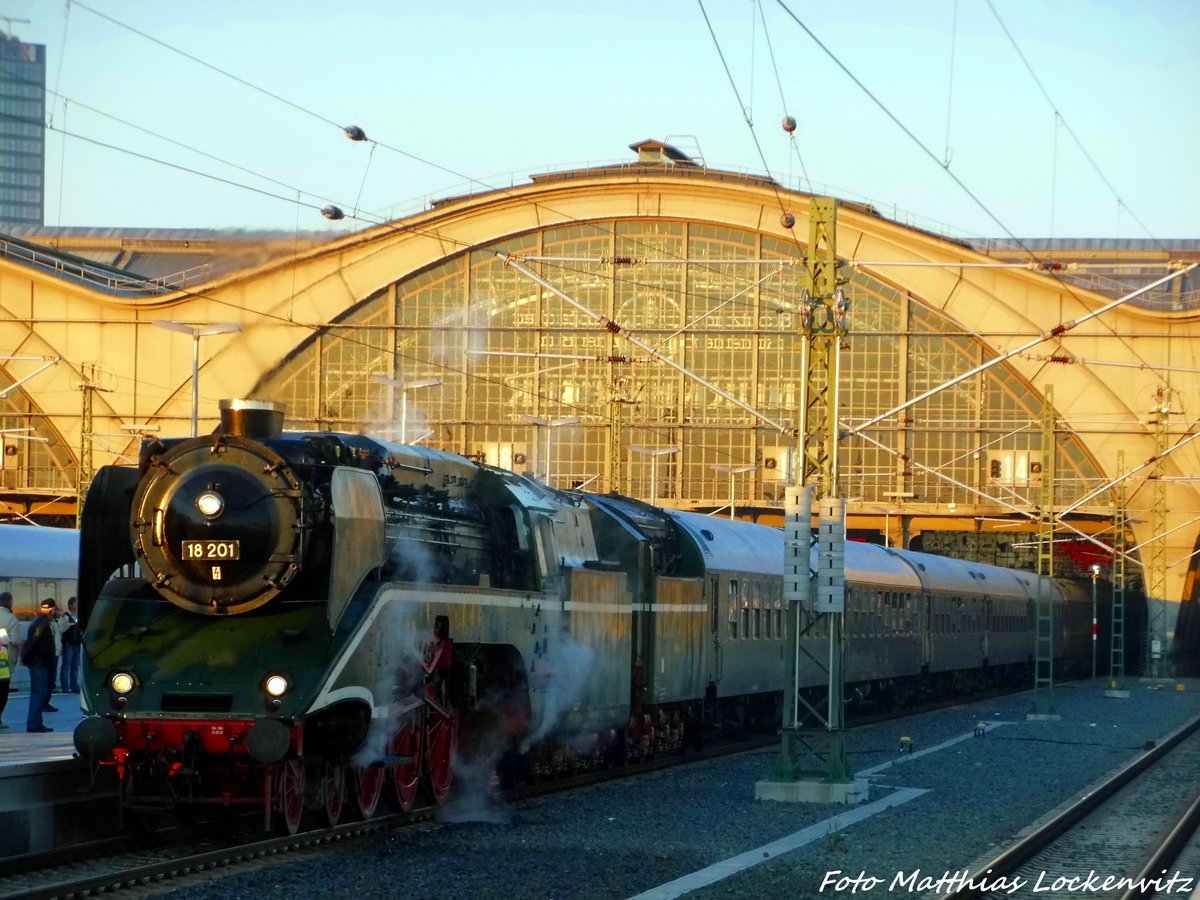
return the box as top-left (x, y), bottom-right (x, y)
top-left (390, 714), bottom-right (422, 812)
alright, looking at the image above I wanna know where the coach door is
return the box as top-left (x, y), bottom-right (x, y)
top-left (982, 595), bottom-right (991, 665)
top-left (709, 574), bottom-right (722, 685)
top-left (922, 592), bottom-right (934, 671)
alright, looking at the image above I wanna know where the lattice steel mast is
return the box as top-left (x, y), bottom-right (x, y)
top-left (761, 198), bottom-right (857, 800)
top-left (1029, 385), bottom-right (1059, 720)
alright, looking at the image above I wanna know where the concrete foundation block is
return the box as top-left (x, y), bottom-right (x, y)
top-left (754, 777), bottom-right (869, 805)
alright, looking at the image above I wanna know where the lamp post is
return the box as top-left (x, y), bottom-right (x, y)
top-left (629, 445), bottom-right (679, 503)
top-left (883, 508), bottom-right (904, 548)
top-left (712, 463), bottom-right (756, 520)
top-left (1090, 564), bottom-right (1100, 681)
top-left (372, 376), bottom-right (443, 443)
top-left (153, 321), bottom-right (243, 437)
top-left (520, 415), bottom-right (581, 486)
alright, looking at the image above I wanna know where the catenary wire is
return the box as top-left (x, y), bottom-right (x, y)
top-left (696, 0), bottom-right (804, 253)
top-left (984, 0), bottom-right (1164, 249)
top-left (769, 0), bottom-right (1088, 301)
top-left (67, 0), bottom-right (773, 295)
top-left (18, 8), bottom-right (1191, 485)
top-left (756, 0), bottom-right (811, 192)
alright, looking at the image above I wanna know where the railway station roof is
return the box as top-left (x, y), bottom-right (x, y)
top-left (0, 142), bottom-right (1196, 626)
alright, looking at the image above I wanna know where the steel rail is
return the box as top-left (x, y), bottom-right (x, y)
top-left (1119, 789), bottom-right (1200, 900)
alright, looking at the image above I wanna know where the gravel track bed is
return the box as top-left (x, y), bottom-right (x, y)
top-left (139, 681), bottom-right (1199, 900)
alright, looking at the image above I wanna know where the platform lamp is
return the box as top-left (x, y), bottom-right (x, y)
top-left (1090, 563), bottom-right (1101, 681)
top-left (371, 376), bottom-right (443, 443)
top-left (712, 463), bottom-right (756, 520)
top-left (153, 321), bottom-right (243, 437)
top-left (520, 415), bottom-right (581, 486)
top-left (629, 445), bottom-right (679, 503)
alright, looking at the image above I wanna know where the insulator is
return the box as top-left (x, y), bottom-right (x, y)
top-left (607, 355), bottom-right (628, 364)
top-left (321, 205), bottom-right (345, 221)
top-left (1048, 354), bottom-right (1072, 364)
top-left (344, 125), bottom-right (368, 142)
top-left (605, 320), bottom-right (621, 334)
top-left (1039, 260), bottom-right (1065, 271)
top-left (610, 256), bottom-right (635, 266)
top-left (782, 115), bottom-right (797, 135)
top-left (780, 211), bottom-right (796, 229)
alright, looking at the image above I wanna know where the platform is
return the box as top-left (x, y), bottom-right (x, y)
top-left (0, 687), bottom-right (88, 766)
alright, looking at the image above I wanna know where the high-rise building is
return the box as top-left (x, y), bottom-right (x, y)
top-left (0, 33), bottom-right (44, 228)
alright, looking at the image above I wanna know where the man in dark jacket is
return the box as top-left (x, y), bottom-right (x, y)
top-left (22, 599), bottom-right (57, 733)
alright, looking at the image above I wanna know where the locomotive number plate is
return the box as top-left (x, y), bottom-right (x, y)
top-left (181, 539), bottom-right (240, 561)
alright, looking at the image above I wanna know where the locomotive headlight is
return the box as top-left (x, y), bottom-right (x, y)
top-left (264, 674), bottom-right (289, 698)
top-left (110, 672), bottom-right (136, 694)
top-left (196, 490), bottom-right (225, 519)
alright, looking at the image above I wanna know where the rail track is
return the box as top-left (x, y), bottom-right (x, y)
top-left (947, 712), bottom-right (1200, 900)
top-left (0, 731), bottom-right (779, 900)
top-left (0, 685), bottom-right (1074, 899)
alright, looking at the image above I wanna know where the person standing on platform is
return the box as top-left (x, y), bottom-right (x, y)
top-left (0, 592), bottom-right (21, 730)
top-left (60, 597), bottom-right (81, 694)
top-left (22, 599), bottom-right (57, 733)
top-left (47, 599), bottom-right (64, 701)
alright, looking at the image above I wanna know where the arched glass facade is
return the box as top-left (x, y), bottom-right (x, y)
top-left (255, 218), bottom-right (1104, 514)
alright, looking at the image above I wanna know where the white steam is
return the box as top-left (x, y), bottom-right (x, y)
top-left (520, 634), bottom-right (596, 753)
top-left (350, 597), bottom-right (429, 769)
top-left (389, 525), bottom-right (439, 584)
top-left (435, 735), bottom-right (512, 825)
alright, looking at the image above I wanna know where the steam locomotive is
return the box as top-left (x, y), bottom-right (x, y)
top-left (73, 400), bottom-right (1098, 832)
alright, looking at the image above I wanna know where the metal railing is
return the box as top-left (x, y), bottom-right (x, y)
top-left (0, 237), bottom-right (182, 296)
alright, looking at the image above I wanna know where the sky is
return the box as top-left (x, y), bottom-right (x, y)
top-left (2, 0), bottom-right (1197, 240)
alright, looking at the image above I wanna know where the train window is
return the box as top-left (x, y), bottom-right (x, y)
top-left (754, 608), bottom-right (762, 639)
top-left (764, 604), bottom-right (772, 638)
top-left (740, 607), bottom-right (750, 639)
top-left (777, 608), bottom-right (784, 639)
